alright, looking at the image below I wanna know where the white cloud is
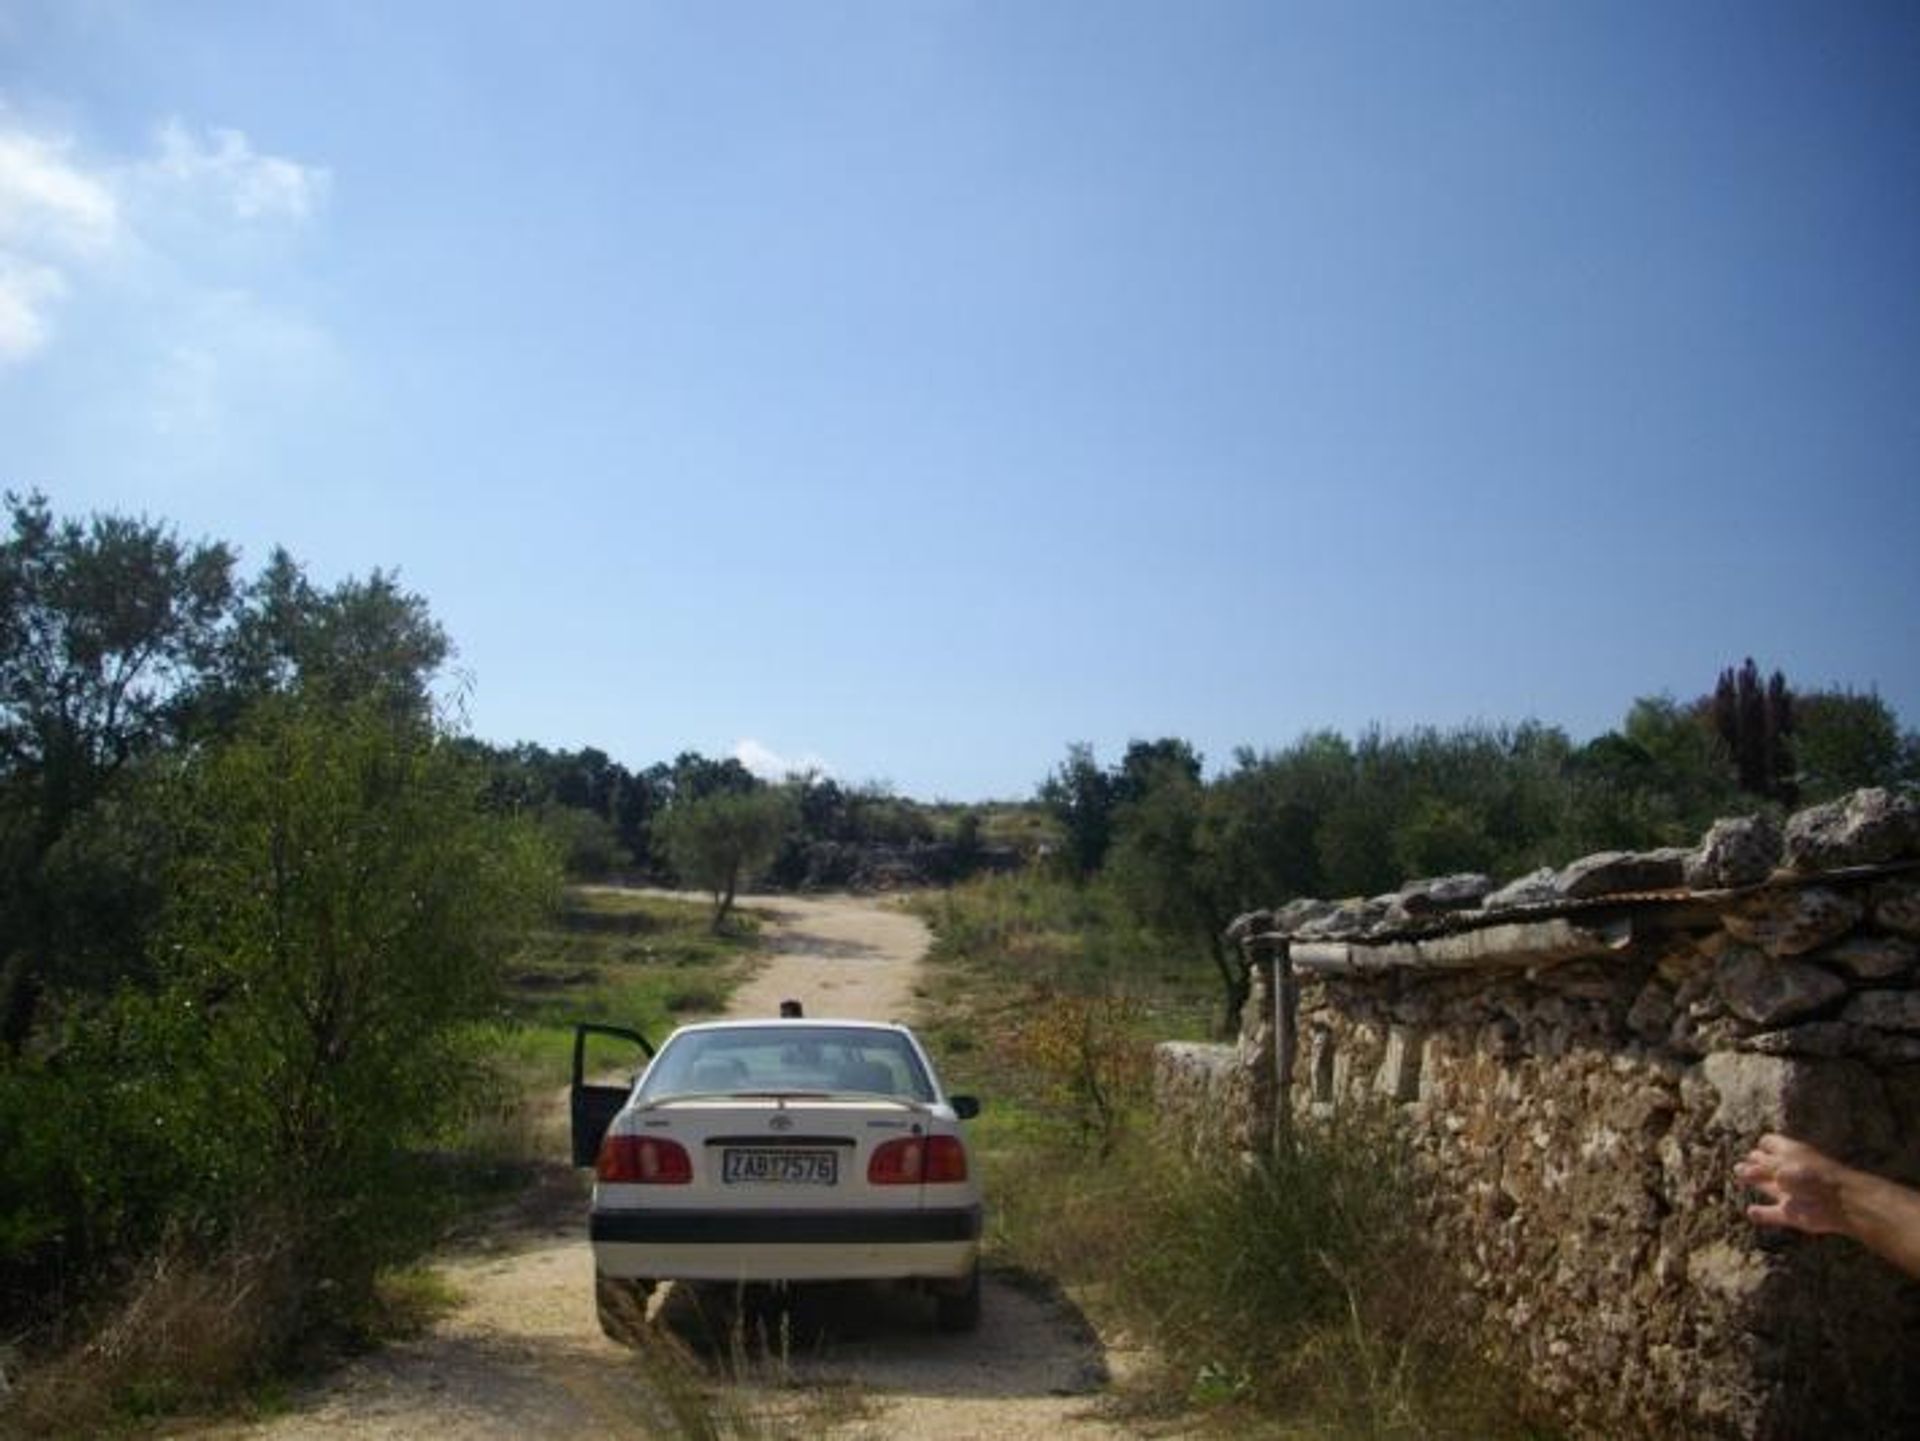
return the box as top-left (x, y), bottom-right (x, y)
top-left (0, 111), bottom-right (328, 365)
top-left (0, 128), bottom-right (119, 254)
top-left (734, 739), bottom-right (834, 782)
top-left (0, 127), bottom-right (119, 359)
top-left (145, 120), bottom-right (331, 223)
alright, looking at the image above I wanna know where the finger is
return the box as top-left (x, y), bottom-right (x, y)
top-left (1747, 1202), bottom-right (1791, 1229)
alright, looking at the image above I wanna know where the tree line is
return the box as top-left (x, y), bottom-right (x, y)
top-left (459, 740), bottom-right (991, 927)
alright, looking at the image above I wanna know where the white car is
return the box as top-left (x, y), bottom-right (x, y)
top-left (570, 1016), bottom-right (984, 1339)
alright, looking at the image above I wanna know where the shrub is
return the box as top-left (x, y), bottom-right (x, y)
top-left (1007, 991), bottom-right (1151, 1154)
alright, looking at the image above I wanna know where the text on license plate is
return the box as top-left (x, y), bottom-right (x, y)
top-left (722, 1149), bottom-right (838, 1185)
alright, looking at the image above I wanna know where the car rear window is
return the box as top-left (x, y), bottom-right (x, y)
top-left (638, 1025), bottom-right (936, 1103)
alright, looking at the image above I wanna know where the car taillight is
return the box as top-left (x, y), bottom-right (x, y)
top-left (597, 1135), bottom-right (692, 1184)
top-left (868, 1135), bottom-right (968, 1185)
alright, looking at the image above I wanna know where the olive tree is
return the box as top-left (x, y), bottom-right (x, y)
top-left (658, 787), bottom-right (797, 930)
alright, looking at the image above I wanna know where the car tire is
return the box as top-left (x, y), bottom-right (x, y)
top-left (595, 1272), bottom-right (655, 1346)
top-left (933, 1264), bottom-right (981, 1334)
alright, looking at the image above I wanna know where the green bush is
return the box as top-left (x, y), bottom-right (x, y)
top-left (1, 700), bottom-right (560, 1325)
top-left (141, 699), bottom-right (556, 1273)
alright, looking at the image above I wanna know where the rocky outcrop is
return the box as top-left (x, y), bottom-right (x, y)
top-left (1161, 788), bottom-right (1920, 1439)
top-left (776, 839), bottom-right (1022, 891)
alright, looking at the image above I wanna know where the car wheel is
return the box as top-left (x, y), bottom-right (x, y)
top-left (933, 1264), bottom-right (981, 1334)
top-left (595, 1272), bottom-right (655, 1345)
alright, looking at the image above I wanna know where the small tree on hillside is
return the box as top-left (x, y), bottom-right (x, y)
top-left (659, 788), bottom-right (797, 931)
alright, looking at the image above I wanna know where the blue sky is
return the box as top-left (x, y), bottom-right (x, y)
top-left (3, 2), bottom-right (1916, 800)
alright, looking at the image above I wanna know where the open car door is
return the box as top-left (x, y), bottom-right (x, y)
top-left (570, 1023), bottom-right (654, 1168)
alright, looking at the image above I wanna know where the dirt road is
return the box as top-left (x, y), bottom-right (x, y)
top-left (209, 893), bottom-right (1138, 1440)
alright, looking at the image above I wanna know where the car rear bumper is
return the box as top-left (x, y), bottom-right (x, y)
top-left (592, 1206), bottom-right (982, 1245)
top-left (591, 1205), bottom-right (983, 1283)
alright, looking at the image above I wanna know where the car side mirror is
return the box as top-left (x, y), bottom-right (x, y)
top-left (950, 1095), bottom-right (981, 1120)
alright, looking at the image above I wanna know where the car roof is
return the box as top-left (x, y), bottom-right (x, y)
top-left (664, 1018), bottom-right (912, 1036)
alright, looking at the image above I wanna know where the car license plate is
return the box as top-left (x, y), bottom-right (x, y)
top-left (722, 1149), bottom-right (837, 1185)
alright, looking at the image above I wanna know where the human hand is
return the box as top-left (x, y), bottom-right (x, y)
top-left (1735, 1132), bottom-right (1850, 1237)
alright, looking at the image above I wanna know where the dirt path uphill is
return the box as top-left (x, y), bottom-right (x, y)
top-left (203, 893), bottom-right (1134, 1441)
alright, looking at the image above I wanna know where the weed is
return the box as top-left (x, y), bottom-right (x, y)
top-left (1008, 991), bottom-right (1152, 1154)
top-left (618, 1290), bottom-right (872, 1441)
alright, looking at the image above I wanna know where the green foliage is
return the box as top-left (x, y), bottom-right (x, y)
top-left (658, 787), bottom-right (799, 930)
top-left (1794, 688), bottom-right (1920, 801)
top-left (463, 739), bottom-right (672, 874)
top-left (1038, 738), bottom-right (1203, 880)
top-left (1102, 1120), bottom-right (1533, 1435)
top-left (1038, 742), bottom-right (1117, 877)
top-left (0, 495), bottom-right (455, 1060)
top-left (0, 492), bottom-right (237, 1051)
top-left (125, 699), bottom-right (557, 1271)
top-left (1105, 762), bottom-right (1250, 1034)
top-left (209, 546), bottom-right (450, 727)
top-left (1007, 991), bottom-right (1152, 1154)
top-left (1562, 696), bottom-right (1743, 852)
top-left (0, 696), bottom-right (557, 1321)
top-left (537, 803), bottom-right (632, 879)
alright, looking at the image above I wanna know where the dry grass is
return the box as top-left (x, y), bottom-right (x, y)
top-left (606, 1293), bottom-right (872, 1441)
top-left (2, 1238), bottom-right (470, 1439)
top-left (4, 1230), bottom-right (301, 1437)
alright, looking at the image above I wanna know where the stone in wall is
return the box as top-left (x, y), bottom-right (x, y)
top-left (1813, 933), bottom-right (1917, 980)
top-left (1485, 866), bottom-right (1559, 909)
top-left (1554, 847), bottom-right (1690, 899)
top-left (1713, 946), bottom-right (1848, 1025)
top-left (1295, 896), bottom-right (1390, 938)
top-left (1722, 886), bottom-right (1864, 957)
top-left (1782, 787), bottom-right (1920, 872)
top-left (1873, 876), bottom-right (1920, 937)
top-left (1397, 872), bottom-right (1495, 914)
top-left (1842, 989), bottom-right (1920, 1033)
top-left (1151, 1041), bottom-right (1242, 1160)
top-left (1685, 813), bottom-right (1783, 889)
top-left (1742, 1020), bottom-right (1920, 1066)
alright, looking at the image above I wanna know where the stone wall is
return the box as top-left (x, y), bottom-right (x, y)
top-left (1156, 788), bottom-right (1920, 1439)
